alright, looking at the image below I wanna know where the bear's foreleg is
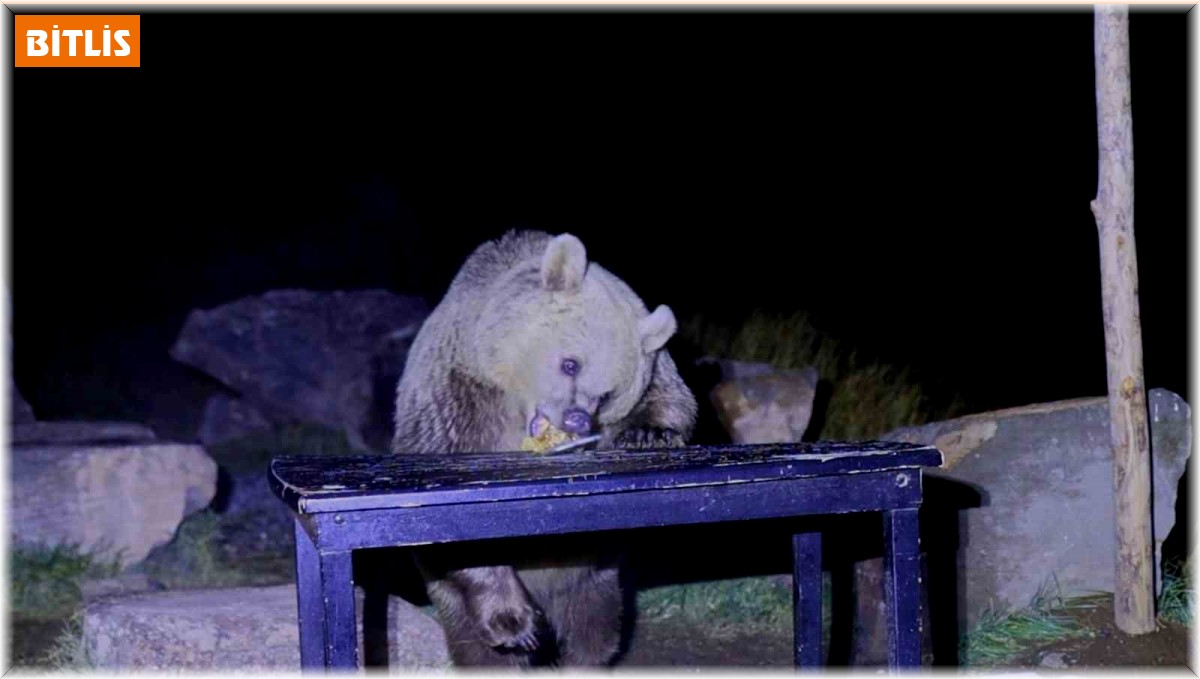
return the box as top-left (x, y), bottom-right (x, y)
top-left (433, 597), bottom-right (529, 668)
top-left (442, 565), bottom-right (544, 651)
top-left (608, 350), bottom-right (697, 449)
top-left (612, 425), bottom-right (687, 449)
top-left (414, 545), bottom-right (549, 666)
top-left (542, 564), bottom-right (624, 666)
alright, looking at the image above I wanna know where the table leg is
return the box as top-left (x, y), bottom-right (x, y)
top-left (883, 508), bottom-right (921, 668)
top-left (294, 518), bottom-right (358, 671)
top-left (792, 531), bottom-right (823, 667)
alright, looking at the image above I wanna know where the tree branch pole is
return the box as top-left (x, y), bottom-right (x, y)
top-left (1091, 3), bottom-right (1155, 635)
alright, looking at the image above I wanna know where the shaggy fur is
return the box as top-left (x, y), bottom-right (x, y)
top-left (391, 230), bottom-right (697, 667)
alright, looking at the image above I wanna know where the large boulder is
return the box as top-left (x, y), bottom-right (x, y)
top-left (10, 440), bottom-right (218, 568)
top-left (169, 289), bottom-right (430, 451)
top-left (11, 420), bottom-right (158, 445)
top-left (195, 392), bottom-right (273, 445)
top-left (9, 288), bottom-right (35, 425)
top-left (10, 380), bottom-right (35, 425)
top-left (884, 387), bottom-right (1191, 625)
top-left (83, 585), bottom-right (450, 671)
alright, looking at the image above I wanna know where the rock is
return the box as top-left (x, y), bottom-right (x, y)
top-left (169, 289), bottom-right (430, 451)
top-left (883, 388), bottom-right (1191, 626)
top-left (10, 441), bottom-right (218, 568)
top-left (11, 420), bottom-right (158, 445)
top-left (82, 573), bottom-right (163, 602)
top-left (212, 469), bottom-right (297, 556)
top-left (196, 393), bottom-right (273, 446)
top-left (83, 585), bottom-right (450, 671)
top-left (1039, 651), bottom-right (1071, 669)
top-left (11, 381), bottom-right (36, 425)
top-left (9, 288), bottom-right (36, 425)
top-left (707, 361), bottom-right (819, 444)
top-left (699, 358), bottom-right (783, 381)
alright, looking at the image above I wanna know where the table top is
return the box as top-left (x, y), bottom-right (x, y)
top-left (269, 440), bottom-right (942, 514)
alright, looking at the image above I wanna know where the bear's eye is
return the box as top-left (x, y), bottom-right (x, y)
top-left (561, 358), bottom-right (581, 376)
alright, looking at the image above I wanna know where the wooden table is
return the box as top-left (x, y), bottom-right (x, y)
top-left (269, 441), bottom-right (942, 671)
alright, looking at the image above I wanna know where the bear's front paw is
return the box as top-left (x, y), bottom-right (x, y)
top-left (613, 426), bottom-right (685, 449)
top-left (473, 595), bottom-right (544, 653)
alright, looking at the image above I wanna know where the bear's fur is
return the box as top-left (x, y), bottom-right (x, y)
top-left (391, 230), bottom-right (697, 667)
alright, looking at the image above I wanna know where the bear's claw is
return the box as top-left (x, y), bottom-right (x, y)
top-left (515, 628), bottom-right (539, 653)
top-left (479, 604), bottom-right (542, 653)
top-left (613, 426), bottom-right (685, 449)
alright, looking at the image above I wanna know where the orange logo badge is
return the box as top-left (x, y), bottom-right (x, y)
top-left (15, 15), bottom-right (140, 67)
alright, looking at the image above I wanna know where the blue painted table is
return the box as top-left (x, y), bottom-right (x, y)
top-left (268, 441), bottom-right (942, 671)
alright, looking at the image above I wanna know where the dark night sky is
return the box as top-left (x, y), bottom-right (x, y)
top-left (10, 8), bottom-right (1191, 434)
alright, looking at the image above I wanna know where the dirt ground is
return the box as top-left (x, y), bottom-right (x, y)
top-left (10, 500), bottom-right (1191, 672)
top-left (618, 618), bottom-right (794, 667)
top-left (9, 618), bottom-right (70, 668)
top-left (1009, 596), bottom-right (1192, 670)
top-left (618, 594), bottom-right (1192, 671)
top-left (9, 593), bottom-right (1191, 671)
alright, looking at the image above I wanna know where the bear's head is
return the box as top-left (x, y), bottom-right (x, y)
top-left (474, 233), bottom-right (677, 440)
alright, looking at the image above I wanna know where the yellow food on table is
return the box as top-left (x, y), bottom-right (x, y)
top-left (521, 426), bottom-right (573, 454)
top-left (522, 416), bottom-right (574, 454)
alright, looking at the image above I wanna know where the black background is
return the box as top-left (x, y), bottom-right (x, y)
top-left (10, 7), bottom-right (1190, 433)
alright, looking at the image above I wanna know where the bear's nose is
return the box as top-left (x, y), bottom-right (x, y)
top-left (561, 408), bottom-right (593, 435)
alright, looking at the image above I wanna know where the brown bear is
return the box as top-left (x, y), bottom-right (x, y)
top-left (391, 229), bottom-right (697, 667)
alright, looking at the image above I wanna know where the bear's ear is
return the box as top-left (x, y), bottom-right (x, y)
top-left (639, 305), bottom-right (677, 354)
top-left (541, 234), bottom-right (588, 293)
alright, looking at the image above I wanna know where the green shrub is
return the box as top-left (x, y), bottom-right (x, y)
top-left (10, 545), bottom-right (119, 619)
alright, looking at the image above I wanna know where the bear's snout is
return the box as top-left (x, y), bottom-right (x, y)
top-left (561, 408), bottom-right (593, 435)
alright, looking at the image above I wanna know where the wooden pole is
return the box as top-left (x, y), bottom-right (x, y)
top-left (1091, 3), bottom-right (1156, 635)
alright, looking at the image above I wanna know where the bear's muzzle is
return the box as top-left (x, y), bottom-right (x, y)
top-left (561, 407), bottom-right (593, 435)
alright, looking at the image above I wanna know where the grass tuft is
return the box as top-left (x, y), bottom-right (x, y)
top-left (638, 576), bottom-right (794, 631)
top-left (41, 611), bottom-right (92, 671)
top-left (9, 545), bottom-right (117, 670)
top-left (1158, 558), bottom-right (1193, 626)
top-left (959, 578), bottom-right (1097, 667)
top-left (636, 573), bottom-right (834, 651)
